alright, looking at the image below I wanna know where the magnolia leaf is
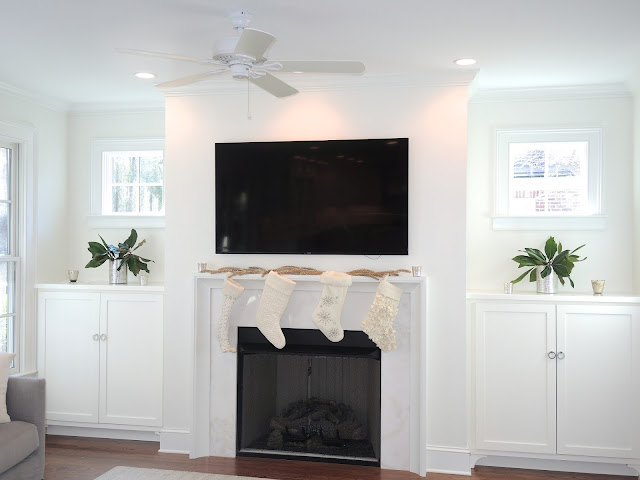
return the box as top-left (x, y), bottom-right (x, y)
top-left (524, 248), bottom-right (546, 264)
top-left (512, 255), bottom-right (539, 267)
top-left (570, 244), bottom-right (585, 255)
top-left (99, 234), bottom-right (110, 250)
top-left (136, 256), bottom-right (154, 263)
top-left (553, 264), bottom-right (570, 277)
top-left (544, 237), bottom-right (557, 261)
top-left (529, 268), bottom-right (537, 282)
top-left (541, 265), bottom-right (552, 278)
top-left (128, 257), bottom-right (141, 276)
top-left (558, 242), bottom-right (563, 254)
top-left (552, 251), bottom-right (568, 265)
top-left (512, 267), bottom-right (534, 284)
top-left (85, 257), bottom-right (107, 268)
top-left (569, 277), bottom-right (575, 288)
top-left (559, 276), bottom-right (565, 285)
top-left (88, 241), bottom-right (106, 256)
top-left (123, 229), bottom-right (138, 249)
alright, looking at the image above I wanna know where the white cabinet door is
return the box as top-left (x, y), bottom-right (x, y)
top-left (99, 293), bottom-right (163, 427)
top-left (474, 303), bottom-right (556, 454)
top-left (556, 305), bottom-right (640, 458)
top-left (38, 292), bottom-right (101, 423)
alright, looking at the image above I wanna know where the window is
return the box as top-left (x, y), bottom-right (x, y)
top-left (90, 139), bottom-right (165, 228)
top-left (0, 142), bottom-right (19, 370)
top-left (494, 128), bottom-right (603, 230)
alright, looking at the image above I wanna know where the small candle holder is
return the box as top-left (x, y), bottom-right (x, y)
top-left (504, 282), bottom-right (513, 294)
top-left (411, 266), bottom-right (422, 277)
top-left (197, 262), bottom-right (207, 273)
top-left (139, 274), bottom-right (148, 286)
top-left (68, 270), bottom-right (79, 283)
top-left (591, 279), bottom-right (605, 295)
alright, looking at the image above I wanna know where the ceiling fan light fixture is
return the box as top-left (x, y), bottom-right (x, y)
top-left (454, 58), bottom-right (477, 66)
top-left (135, 72), bottom-right (156, 79)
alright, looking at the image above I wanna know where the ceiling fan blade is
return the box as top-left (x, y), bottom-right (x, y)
top-left (157, 70), bottom-right (227, 89)
top-left (278, 61), bottom-right (365, 74)
top-left (250, 73), bottom-right (298, 98)
top-left (116, 48), bottom-right (203, 64)
top-left (233, 28), bottom-right (276, 61)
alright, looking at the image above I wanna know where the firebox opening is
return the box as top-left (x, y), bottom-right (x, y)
top-left (236, 327), bottom-right (381, 466)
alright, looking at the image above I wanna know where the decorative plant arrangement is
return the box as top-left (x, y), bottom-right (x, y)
top-left (86, 229), bottom-right (153, 283)
top-left (512, 236), bottom-right (586, 292)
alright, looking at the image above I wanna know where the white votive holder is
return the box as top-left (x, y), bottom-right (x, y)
top-left (139, 274), bottom-right (148, 286)
top-left (197, 262), bottom-right (207, 273)
top-left (504, 282), bottom-right (513, 294)
top-left (411, 266), bottom-right (422, 277)
top-left (591, 279), bottom-right (605, 295)
top-left (68, 269), bottom-right (79, 283)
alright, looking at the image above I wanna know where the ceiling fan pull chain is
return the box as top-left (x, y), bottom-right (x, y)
top-left (247, 77), bottom-right (252, 120)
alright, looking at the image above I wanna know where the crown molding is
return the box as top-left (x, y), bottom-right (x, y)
top-left (68, 101), bottom-right (165, 115)
top-left (470, 83), bottom-right (631, 103)
top-left (160, 70), bottom-right (478, 98)
top-left (0, 80), bottom-right (69, 112)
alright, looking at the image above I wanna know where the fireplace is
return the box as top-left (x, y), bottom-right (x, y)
top-left (192, 274), bottom-right (426, 474)
top-left (236, 327), bottom-right (381, 465)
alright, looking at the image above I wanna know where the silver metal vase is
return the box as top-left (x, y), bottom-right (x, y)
top-left (536, 265), bottom-right (558, 294)
top-left (109, 259), bottom-right (128, 284)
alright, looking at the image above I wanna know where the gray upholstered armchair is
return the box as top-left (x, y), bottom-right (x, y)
top-left (0, 376), bottom-right (46, 480)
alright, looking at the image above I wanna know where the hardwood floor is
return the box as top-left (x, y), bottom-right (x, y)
top-left (44, 435), bottom-right (632, 480)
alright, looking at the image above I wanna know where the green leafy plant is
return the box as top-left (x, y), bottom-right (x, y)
top-left (512, 236), bottom-right (586, 288)
top-left (85, 229), bottom-right (153, 276)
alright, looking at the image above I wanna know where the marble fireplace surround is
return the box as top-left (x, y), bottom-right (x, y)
top-left (192, 274), bottom-right (427, 475)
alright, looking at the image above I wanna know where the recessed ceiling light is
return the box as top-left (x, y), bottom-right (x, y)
top-left (135, 72), bottom-right (156, 79)
top-left (454, 58), bottom-right (477, 66)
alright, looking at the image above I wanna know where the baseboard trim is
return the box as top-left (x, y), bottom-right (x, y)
top-left (475, 456), bottom-right (639, 477)
top-left (426, 446), bottom-right (471, 476)
top-left (46, 425), bottom-right (159, 442)
top-left (159, 429), bottom-right (191, 454)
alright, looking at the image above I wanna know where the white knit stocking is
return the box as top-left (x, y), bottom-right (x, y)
top-left (256, 271), bottom-right (296, 349)
top-left (362, 276), bottom-right (403, 352)
top-left (312, 271), bottom-right (352, 342)
top-left (217, 277), bottom-right (244, 353)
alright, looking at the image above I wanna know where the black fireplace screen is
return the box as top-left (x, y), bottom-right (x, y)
top-left (236, 327), bottom-right (381, 465)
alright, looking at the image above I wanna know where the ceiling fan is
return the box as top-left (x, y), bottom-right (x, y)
top-left (117, 11), bottom-right (365, 98)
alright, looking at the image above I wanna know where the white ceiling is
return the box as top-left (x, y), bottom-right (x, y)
top-left (2, 0), bottom-right (640, 108)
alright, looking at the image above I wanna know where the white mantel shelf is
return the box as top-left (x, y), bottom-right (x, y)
top-left (35, 282), bottom-right (164, 292)
top-left (195, 272), bottom-right (424, 283)
top-left (467, 290), bottom-right (640, 303)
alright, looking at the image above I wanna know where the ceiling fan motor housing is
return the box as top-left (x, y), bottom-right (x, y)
top-left (230, 63), bottom-right (250, 79)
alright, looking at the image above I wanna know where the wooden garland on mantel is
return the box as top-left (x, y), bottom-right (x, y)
top-left (203, 265), bottom-right (410, 280)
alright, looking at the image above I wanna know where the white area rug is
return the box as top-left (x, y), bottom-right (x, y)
top-left (95, 466), bottom-right (275, 480)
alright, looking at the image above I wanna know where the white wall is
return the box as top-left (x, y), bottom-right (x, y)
top-left (0, 88), bottom-right (67, 370)
top-left (67, 110), bottom-right (165, 283)
top-left (467, 92), bottom-right (634, 294)
top-left (630, 75), bottom-right (640, 293)
top-left (163, 83), bottom-right (469, 466)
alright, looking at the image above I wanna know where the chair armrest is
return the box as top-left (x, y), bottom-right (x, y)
top-left (6, 376), bottom-right (45, 430)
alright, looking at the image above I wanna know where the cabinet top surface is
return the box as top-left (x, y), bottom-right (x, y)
top-left (35, 282), bottom-right (164, 292)
top-left (467, 290), bottom-right (640, 303)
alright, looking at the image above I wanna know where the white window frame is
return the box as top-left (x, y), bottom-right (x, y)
top-left (0, 120), bottom-right (36, 375)
top-left (493, 128), bottom-right (605, 230)
top-left (90, 138), bottom-right (165, 228)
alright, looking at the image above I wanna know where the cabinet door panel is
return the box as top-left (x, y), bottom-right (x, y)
top-left (557, 305), bottom-right (640, 458)
top-left (99, 293), bottom-right (163, 427)
top-left (474, 303), bottom-right (556, 453)
top-left (39, 292), bottom-right (100, 423)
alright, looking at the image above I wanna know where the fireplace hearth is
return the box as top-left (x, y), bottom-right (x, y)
top-left (236, 327), bottom-right (381, 465)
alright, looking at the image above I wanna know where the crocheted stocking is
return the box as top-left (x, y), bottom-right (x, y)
top-left (362, 277), bottom-right (403, 352)
top-left (217, 277), bottom-right (244, 353)
top-left (312, 271), bottom-right (352, 342)
top-left (256, 271), bottom-right (296, 349)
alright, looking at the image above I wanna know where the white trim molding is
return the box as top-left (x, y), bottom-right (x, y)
top-left (426, 445), bottom-right (472, 476)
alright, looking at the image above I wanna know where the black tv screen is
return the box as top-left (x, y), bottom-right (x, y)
top-left (215, 138), bottom-right (408, 255)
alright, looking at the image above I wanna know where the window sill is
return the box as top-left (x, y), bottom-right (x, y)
top-left (87, 215), bottom-right (165, 229)
top-left (492, 215), bottom-right (607, 231)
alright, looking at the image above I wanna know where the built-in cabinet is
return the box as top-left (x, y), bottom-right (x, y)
top-left (37, 286), bottom-right (164, 435)
top-left (469, 295), bottom-right (640, 472)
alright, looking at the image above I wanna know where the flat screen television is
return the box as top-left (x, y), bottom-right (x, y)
top-left (215, 138), bottom-right (408, 255)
